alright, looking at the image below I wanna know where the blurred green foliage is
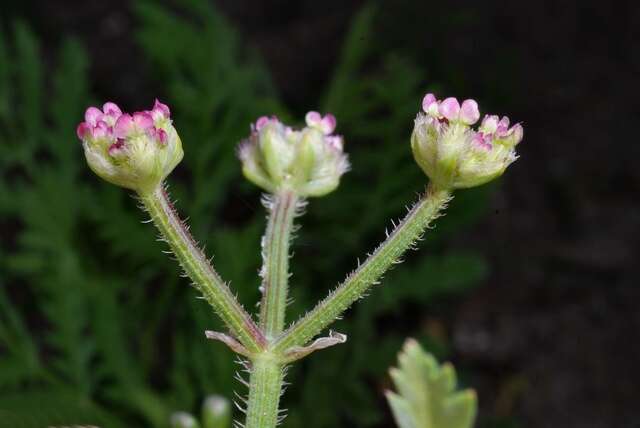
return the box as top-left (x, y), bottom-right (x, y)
top-left (0, 1), bottom-right (491, 426)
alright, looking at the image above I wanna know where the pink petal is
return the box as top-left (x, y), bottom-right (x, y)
top-left (510, 123), bottom-right (524, 144)
top-left (460, 99), bottom-right (480, 125)
top-left (151, 99), bottom-right (171, 122)
top-left (320, 114), bottom-right (336, 135)
top-left (439, 97), bottom-right (460, 121)
top-left (108, 139), bottom-right (126, 157)
top-left (157, 128), bottom-right (168, 145)
top-left (471, 133), bottom-right (492, 151)
top-left (326, 135), bottom-right (343, 151)
top-left (76, 122), bottom-right (90, 140)
top-left (103, 102), bottom-right (122, 117)
top-left (305, 111), bottom-right (322, 127)
top-left (480, 115), bottom-right (499, 134)
top-left (114, 114), bottom-right (134, 139)
top-left (153, 99), bottom-right (170, 118)
top-left (255, 116), bottom-right (270, 131)
top-left (422, 93), bottom-right (437, 112)
top-left (92, 121), bottom-right (110, 139)
top-left (133, 111), bottom-right (154, 130)
top-left (496, 116), bottom-right (510, 136)
top-left (84, 107), bottom-right (103, 126)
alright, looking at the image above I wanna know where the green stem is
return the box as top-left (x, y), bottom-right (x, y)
top-left (139, 185), bottom-right (266, 353)
top-left (245, 354), bottom-right (284, 428)
top-left (259, 190), bottom-right (299, 338)
top-left (274, 184), bottom-right (451, 353)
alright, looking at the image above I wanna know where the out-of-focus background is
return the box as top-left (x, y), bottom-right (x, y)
top-left (0, 1), bottom-right (638, 427)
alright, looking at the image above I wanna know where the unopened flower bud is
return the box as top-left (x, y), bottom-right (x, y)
top-left (77, 99), bottom-right (183, 193)
top-left (202, 395), bottom-right (231, 428)
top-left (239, 112), bottom-right (349, 197)
top-left (171, 412), bottom-right (201, 428)
top-left (412, 93), bottom-right (523, 189)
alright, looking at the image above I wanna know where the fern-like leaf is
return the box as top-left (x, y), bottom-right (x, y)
top-left (386, 339), bottom-right (477, 428)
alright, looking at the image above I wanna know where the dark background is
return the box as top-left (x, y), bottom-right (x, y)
top-left (1, 1), bottom-right (638, 427)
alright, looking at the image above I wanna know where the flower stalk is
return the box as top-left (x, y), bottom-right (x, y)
top-left (140, 185), bottom-right (266, 353)
top-left (274, 183), bottom-right (451, 353)
top-left (259, 190), bottom-right (300, 338)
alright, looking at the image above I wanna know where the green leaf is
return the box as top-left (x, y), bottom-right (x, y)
top-left (47, 37), bottom-right (89, 167)
top-left (0, 26), bottom-right (10, 123)
top-left (0, 282), bottom-right (41, 381)
top-left (0, 387), bottom-right (127, 428)
top-left (323, 3), bottom-right (378, 115)
top-left (13, 21), bottom-right (42, 146)
top-left (386, 339), bottom-right (477, 428)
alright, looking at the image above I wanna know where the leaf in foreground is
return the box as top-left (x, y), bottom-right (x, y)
top-left (386, 339), bottom-right (477, 428)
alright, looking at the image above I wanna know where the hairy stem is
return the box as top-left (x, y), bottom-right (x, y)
top-left (140, 185), bottom-right (266, 353)
top-left (273, 184), bottom-right (451, 353)
top-left (245, 355), bottom-right (284, 428)
top-left (259, 190), bottom-right (299, 338)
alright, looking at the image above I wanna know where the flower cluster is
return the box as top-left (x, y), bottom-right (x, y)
top-left (239, 112), bottom-right (349, 197)
top-left (76, 100), bottom-right (183, 192)
top-left (412, 93), bottom-right (523, 189)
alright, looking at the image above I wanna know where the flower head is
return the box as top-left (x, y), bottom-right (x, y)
top-left (412, 93), bottom-right (523, 189)
top-left (77, 99), bottom-right (183, 192)
top-left (238, 112), bottom-right (349, 197)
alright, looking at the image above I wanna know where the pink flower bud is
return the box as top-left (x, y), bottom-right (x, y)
top-left (133, 112), bottom-right (154, 130)
top-left (84, 107), bottom-right (103, 126)
top-left (255, 115), bottom-right (279, 131)
top-left (422, 93), bottom-right (436, 111)
top-left (103, 102), bottom-right (122, 118)
top-left (510, 123), bottom-right (524, 144)
top-left (320, 114), bottom-right (336, 135)
top-left (151, 99), bottom-right (170, 123)
top-left (422, 93), bottom-right (441, 117)
top-left (305, 111), bottom-right (337, 135)
top-left (471, 133), bottom-right (492, 151)
top-left (326, 135), bottom-right (344, 151)
top-left (495, 116), bottom-right (510, 136)
top-left (255, 116), bottom-right (269, 131)
top-left (76, 122), bottom-right (90, 140)
top-left (460, 99), bottom-right (480, 125)
top-left (305, 111), bottom-right (322, 127)
top-left (108, 139), bottom-right (126, 157)
top-left (154, 99), bottom-right (170, 117)
top-left (92, 121), bottom-right (110, 139)
top-left (77, 99), bottom-right (183, 192)
top-left (439, 97), bottom-right (461, 121)
top-left (480, 115), bottom-right (499, 134)
top-left (114, 114), bottom-right (134, 139)
top-left (157, 128), bottom-right (168, 145)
